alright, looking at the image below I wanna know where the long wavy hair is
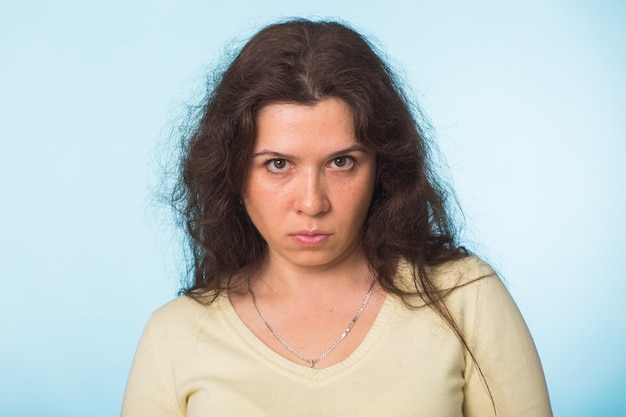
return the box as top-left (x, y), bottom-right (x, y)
top-left (174, 18), bottom-right (468, 297)
top-left (172, 18), bottom-right (494, 411)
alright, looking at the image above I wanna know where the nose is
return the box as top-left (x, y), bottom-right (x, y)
top-left (294, 170), bottom-right (330, 216)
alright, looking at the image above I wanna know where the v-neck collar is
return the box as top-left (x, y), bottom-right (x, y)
top-left (218, 291), bottom-right (396, 381)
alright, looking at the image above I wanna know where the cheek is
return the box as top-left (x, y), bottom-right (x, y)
top-left (242, 175), bottom-right (270, 207)
top-left (339, 179), bottom-right (375, 218)
top-left (242, 183), bottom-right (285, 227)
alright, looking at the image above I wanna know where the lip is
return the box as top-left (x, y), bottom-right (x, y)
top-left (289, 230), bottom-right (332, 246)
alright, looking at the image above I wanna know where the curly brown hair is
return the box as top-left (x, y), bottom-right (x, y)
top-left (170, 18), bottom-right (498, 412)
top-left (174, 18), bottom-right (469, 299)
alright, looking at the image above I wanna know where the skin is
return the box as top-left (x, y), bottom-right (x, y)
top-left (233, 98), bottom-right (385, 368)
top-left (243, 97), bottom-right (377, 280)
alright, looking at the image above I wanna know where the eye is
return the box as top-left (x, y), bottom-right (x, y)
top-left (329, 156), bottom-right (354, 170)
top-left (265, 158), bottom-right (291, 172)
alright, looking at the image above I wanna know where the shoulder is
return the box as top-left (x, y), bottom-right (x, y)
top-left (151, 294), bottom-right (204, 320)
top-left (394, 256), bottom-right (513, 318)
top-left (432, 257), bottom-right (511, 313)
top-left (425, 257), bottom-right (526, 342)
top-left (395, 255), bottom-right (499, 293)
top-left (144, 293), bottom-right (224, 337)
top-left (429, 256), bottom-right (497, 289)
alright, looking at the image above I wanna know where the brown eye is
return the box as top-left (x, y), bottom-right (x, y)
top-left (266, 159), bottom-right (290, 172)
top-left (330, 156), bottom-right (354, 170)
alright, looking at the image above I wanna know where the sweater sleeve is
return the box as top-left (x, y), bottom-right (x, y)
top-left (447, 259), bottom-right (553, 417)
top-left (120, 318), bottom-right (184, 417)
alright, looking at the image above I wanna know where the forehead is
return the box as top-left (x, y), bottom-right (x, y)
top-left (254, 98), bottom-right (357, 152)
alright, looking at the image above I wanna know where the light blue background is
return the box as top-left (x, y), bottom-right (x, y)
top-left (1, 1), bottom-right (624, 416)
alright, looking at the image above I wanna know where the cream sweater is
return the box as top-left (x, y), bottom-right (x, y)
top-left (121, 257), bottom-right (552, 416)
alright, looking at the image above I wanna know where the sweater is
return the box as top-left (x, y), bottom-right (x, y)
top-left (121, 257), bottom-right (552, 416)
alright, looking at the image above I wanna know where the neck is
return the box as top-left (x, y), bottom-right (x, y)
top-left (252, 252), bottom-right (373, 298)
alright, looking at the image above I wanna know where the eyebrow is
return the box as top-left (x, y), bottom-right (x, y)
top-left (250, 145), bottom-right (369, 159)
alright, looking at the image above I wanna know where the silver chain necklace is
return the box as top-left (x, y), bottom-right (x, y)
top-left (247, 276), bottom-right (376, 369)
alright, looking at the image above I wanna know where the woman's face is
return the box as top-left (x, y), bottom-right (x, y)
top-left (243, 98), bottom-right (376, 272)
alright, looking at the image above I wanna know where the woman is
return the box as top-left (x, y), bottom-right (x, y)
top-left (121, 19), bottom-right (552, 416)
